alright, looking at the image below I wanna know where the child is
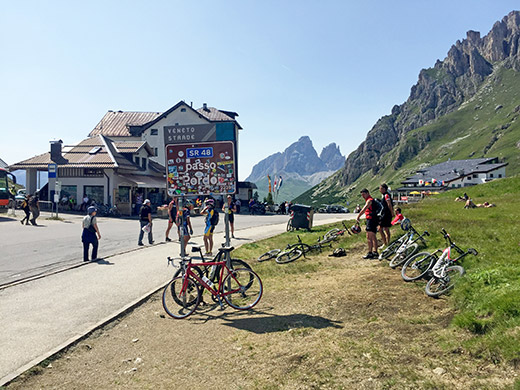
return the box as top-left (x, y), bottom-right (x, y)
top-left (391, 207), bottom-right (404, 225)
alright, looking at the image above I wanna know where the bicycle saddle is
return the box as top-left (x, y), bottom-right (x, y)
top-left (191, 246), bottom-right (202, 253)
top-left (218, 246), bottom-right (235, 252)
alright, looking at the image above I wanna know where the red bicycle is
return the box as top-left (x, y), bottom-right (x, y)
top-left (162, 246), bottom-right (263, 319)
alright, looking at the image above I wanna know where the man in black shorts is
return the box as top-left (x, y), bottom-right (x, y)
top-left (378, 183), bottom-right (395, 247)
top-left (356, 188), bottom-right (379, 259)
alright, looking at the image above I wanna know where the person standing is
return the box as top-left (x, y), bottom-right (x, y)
top-left (223, 195), bottom-right (237, 239)
top-left (20, 195), bottom-right (31, 225)
top-left (135, 192), bottom-right (143, 216)
top-left (177, 200), bottom-right (194, 249)
top-left (165, 197), bottom-right (178, 242)
top-left (378, 183), bottom-right (395, 247)
top-left (202, 198), bottom-right (217, 255)
top-left (29, 192), bottom-right (40, 226)
top-left (138, 199), bottom-right (154, 246)
top-left (356, 188), bottom-right (379, 259)
top-left (80, 194), bottom-right (89, 211)
top-left (82, 206), bottom-right (101, 262)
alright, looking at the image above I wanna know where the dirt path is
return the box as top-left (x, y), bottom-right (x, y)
top-left (6, 245), bottom-right (516, 389)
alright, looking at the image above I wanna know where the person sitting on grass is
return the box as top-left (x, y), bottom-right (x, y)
top-left (391, 207), bottom-right (404, 225)
top-left (476, 201), bottom-right (496, 208)
top-left (464, 199), bottom-right (477, 209)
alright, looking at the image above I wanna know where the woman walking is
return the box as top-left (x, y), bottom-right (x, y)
top-left (20, 195), bottom-right (31, 225)
top-left (82, 206), bottom-right (101, 262)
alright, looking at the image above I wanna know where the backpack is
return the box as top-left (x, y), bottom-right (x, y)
top-left (210, 208), bottom-right (219, 226)
top-left (371, 198), bottom-right (385, 219)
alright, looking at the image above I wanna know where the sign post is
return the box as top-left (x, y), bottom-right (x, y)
top-left (55, 181), bottom-right (61, 218)
top-left (165, 125), bottom-right (237, 257)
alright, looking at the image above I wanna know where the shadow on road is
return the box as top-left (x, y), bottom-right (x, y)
top-left (92, 258), bottom-right (114, 265)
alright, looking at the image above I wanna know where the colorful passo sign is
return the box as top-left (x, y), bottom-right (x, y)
top-left (166, 141), bottom-right (236, 196)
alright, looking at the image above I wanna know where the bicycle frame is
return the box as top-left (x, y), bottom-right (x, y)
top-left (431, 230), bottom-right (476, 278)
top-left (180, 259), bottom-right (243, 305)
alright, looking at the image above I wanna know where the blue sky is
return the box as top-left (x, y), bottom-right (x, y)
top-left (1, 1), bottom-right (518, 180)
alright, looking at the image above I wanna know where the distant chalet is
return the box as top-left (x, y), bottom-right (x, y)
top-left (396, 157), bottom-right (507, 196)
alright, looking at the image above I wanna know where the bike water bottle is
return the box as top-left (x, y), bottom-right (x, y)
top-left (209, 265), bottom-right (217, 280)
top-left (202, 275), bottom-right (214, 288)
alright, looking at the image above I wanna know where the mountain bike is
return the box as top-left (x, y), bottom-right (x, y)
top-left (162, 246), bottom-right (263, 319)
top-left (378, 218), bottom-right (412, 260)
top-left (421, 229), bottom-right (478, 297)
top-left (319, 221), bottom-right (351, 244)
top-left (388, 224), bottom-right (430, 269)
top-left (275, 235), bottom-right (330, 264)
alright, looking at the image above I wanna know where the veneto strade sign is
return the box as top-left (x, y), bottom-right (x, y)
top-left (163, 124), bottom-right (217, 144)
top-left (166, 141), bottom-right (236, 196)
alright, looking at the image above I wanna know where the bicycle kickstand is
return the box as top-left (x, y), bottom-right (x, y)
top-left (217, 296), bottom-right (225, 310)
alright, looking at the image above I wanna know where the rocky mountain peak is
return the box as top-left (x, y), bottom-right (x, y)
top-left (246, 136), bottom-right (345, 183)
top-left (320, 143), bottom-right (345, 171)
top-left (338, 10), bottom-right (520, 187)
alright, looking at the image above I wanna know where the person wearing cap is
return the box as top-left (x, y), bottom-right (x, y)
top-left (223, 195), bottom-right (237, 239)
top-left (138, 199), bottom-right (154, 246)
top-left (82, 206), bottom-right (101, 262)
top-left (202, 198), bottom-right (217, 255)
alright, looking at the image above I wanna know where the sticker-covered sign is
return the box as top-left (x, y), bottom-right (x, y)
top-left (166, 141), bottom-right (236, 196)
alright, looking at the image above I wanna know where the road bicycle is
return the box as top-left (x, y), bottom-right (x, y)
top-left (378, 218), bottom-right (413, 260)
top-left (386, 221), bottom-right (429, 269)
top-left (169, 245), bottom-right (254, 304)
top-left (162, 246), bottom-right (263, 319)
top-left (401, 229), bottom-right (477, 297)
top-left (275, 235), bottom-right (331, 264)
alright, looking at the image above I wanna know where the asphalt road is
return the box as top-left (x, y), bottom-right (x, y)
top-left (0, 211), bottom-right (355, 286)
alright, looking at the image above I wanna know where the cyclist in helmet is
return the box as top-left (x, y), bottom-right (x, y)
top-left (202, 198), bottom-right (217, 255)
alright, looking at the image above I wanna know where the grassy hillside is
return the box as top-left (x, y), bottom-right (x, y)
top-left (295, 67), bottom-right (520, 207)
top-left (238, 176), bottom-right (520, 367)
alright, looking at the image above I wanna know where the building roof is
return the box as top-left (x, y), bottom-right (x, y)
top-left (89, 111), bottom-right (161, 137)
top-left (90, 101), bottom-right (243, 138)
top-left (0, 158), bottom-right (7, 169)
top-left (113, 141), bottom-right (153, 155)
top-left (401, 157), bottom-right (507, 184)
top-left (7, 135), bottom-right (152, 171)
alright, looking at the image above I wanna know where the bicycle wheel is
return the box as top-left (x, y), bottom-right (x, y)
top-left (286, 220), bottom-right (294, 232)
top-left (401, 252), bottom-right (436, 282)
top-left (379, 238), bottom-right (403, 260)
top-left (222, 268), bottom-right (263, 310)
top-left (162, 276), bottom-right (201, 319)
top-left (389, 243), bottom-right (418, 269)
top-left (257, 249), bottom-right (281, 262)
top-left (275, 247), bottom-right (303, 264)
top-left (425, 265), bottom-right (465, 298)
top-left (323, 228), bottom-right (340, 242)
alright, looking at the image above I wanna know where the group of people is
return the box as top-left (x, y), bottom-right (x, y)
top-left (356, 184), bottom-right (403, 260)
top-left (80, 194), bottom-right (240, 262)
top-left (19, 193), bottom-right (40, 226)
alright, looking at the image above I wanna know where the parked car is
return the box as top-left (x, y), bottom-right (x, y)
top-left (327, 205), bottom-right (349, 213)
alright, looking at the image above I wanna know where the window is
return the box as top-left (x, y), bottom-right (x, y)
top-left (154, 148), bottom-right (158, 156)
top-left (181, 108), bottom-right (186, 112)
top-left (498, 174), bottom-right (502, 178)
top-left (473, 174), bottom-right (478, 178)
top-left (84, 186), bottom-right (104, 205)
top-left (135, 157), bottom-right (140, 166)
top-left (142, 158), bottom-right (147, 170)
top-left (151, 129), bottom-right (158, 136)
top-left (61, 185), bottom-right (77, 203)
top-left (489, 173), bottom-right (494, 178)
top-left (466, 177), bottom-right (471, 180)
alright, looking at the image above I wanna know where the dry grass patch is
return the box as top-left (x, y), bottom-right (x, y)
top-left (6, 245), bottom-right (517, 390)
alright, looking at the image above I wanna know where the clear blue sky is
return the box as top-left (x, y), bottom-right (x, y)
top-left (1, 1), bottom-right (518, 180)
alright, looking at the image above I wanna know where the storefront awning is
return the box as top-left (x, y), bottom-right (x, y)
top-left (117, 174), bottom-right (166, 188)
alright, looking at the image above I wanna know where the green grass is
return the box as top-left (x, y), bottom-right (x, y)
top-left (245, 176), bottom-right (520, 364)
